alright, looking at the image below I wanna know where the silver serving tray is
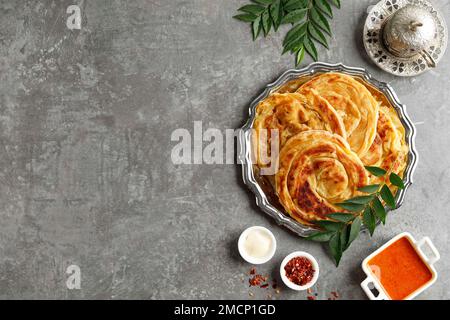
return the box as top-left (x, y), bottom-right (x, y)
top-left (238, 62), bottom-right (418, 237)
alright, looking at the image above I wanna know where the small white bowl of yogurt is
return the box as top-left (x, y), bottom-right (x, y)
top-left (238, 226), bottom-right (276, 264)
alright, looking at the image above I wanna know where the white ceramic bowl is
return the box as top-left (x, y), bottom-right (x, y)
top-left (361, 232), bottom-right (440, 300)
top-left (238, 226), bottom-right (276, 265)
top-left (280, 251), bottom-right (319, 291)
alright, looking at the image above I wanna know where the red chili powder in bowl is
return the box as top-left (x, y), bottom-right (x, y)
top-left (284, 256), bottom-right (315, 286)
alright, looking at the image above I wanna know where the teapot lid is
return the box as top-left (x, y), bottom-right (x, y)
top-left (383, 5), bottom-right (436, 54)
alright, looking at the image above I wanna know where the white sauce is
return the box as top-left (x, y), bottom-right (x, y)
top-left (243, 229), bottom-right (273, 259)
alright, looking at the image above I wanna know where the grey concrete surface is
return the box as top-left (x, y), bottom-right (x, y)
top-left (0, 0), bottom-right (449, 300)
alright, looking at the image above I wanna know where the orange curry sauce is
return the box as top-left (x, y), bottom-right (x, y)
top-left (368, 236), bottom-right (433, 300)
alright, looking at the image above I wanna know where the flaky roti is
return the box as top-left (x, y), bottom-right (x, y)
top-left (275, 131), bottom-right (368, 225)
top-left (251, 72), bottom-right (408, 225)
top-left (253, 92), bottom-right (346, 167)
top-left (362, 106), bottom-right (408, 187)
top-left (298, 73), bottom-right (379, 157)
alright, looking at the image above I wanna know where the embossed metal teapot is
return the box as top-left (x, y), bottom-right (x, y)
top-left (383, 5), bottom-right (437, 67)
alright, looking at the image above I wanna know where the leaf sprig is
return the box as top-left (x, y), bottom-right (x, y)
top-left (306, 166), bottom-right (406, 266)
top-left (234, 0), bottom-right (341, 65)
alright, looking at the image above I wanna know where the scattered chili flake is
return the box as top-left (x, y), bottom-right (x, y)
top-left (307, 296), bottom-right (316, 300)
top-left (249, 274), bottom-right (266, 287)
top-left (327, 291), bottom-right (340, 300)
top-left (284, 256), bottom-right (315, 286)
top-left (245, 267), bottom-right (278, 299)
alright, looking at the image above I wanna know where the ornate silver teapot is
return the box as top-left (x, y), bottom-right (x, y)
top-left (383, 5), bottom-right (437, 67)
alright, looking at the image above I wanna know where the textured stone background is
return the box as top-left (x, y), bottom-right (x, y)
top-left (0, 0), bottom-right (448, 299)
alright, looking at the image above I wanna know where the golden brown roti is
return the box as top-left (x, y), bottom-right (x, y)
top-left (275, 130), bottom-right (368, 225)
top-left (251, 72), bottom-right (408, 225)
top-left (298, 73), bottom-right (379, 157)
top-left (361, 106), bottom-right (408, 187)
top-left (252, 92), bottom-right (345, 167)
